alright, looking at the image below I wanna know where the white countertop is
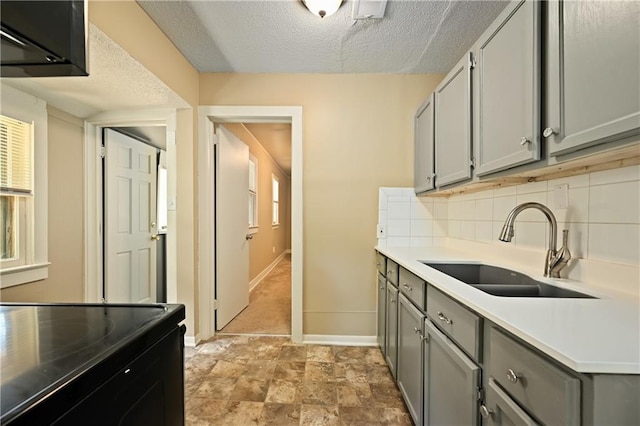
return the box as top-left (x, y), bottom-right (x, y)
top-left (377, 246), bottom-right (640, 374)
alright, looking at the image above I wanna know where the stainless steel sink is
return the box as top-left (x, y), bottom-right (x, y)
top-left (422, 262), bottom-right (595, 298)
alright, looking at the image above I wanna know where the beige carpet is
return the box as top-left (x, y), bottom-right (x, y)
top-left (220, 254), bottom-right (291, 335)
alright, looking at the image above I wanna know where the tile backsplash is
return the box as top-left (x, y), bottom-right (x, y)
top-left (377, 187), bottom-right (447, 248)
top-left (378, 165), bottom-right (640, 297)
top-left (447, 164), bottom-right (640, 267)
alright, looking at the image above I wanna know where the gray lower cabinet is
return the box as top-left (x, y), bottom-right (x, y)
top-left (397, 293), bottom-right (425, 425)
top-left (546, 0), bottom-right (640, 156)
top-left (414, 94), bottom-right (435, 194)
top-left (376, 272), bottom-right (386, 354)
top-left (482, 378), bottom-right (539, 425)
top-left (434, 52), bottom-right (473, 188)
top-left (423, 319), bottom-right (480, 426)
top-left (485, 325), bottom-right (580, 425)
top-left (473, 0), bottom-right (541, 176)
top-left (385, 281), bottom-right (399, 379)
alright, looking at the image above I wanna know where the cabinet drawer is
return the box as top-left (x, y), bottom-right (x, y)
top-left (427, 285), bottom-right (481, 361)
top-left (399, 267), bottom-right (425, 311)
top-left (488, 327), bottom-right (580, 426)
top-left (386, 259), bottom-right (399, 286)
top-left (376, 252), bottom-right (387, 275)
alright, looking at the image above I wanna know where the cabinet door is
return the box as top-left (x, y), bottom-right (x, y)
top-left (385, 282), bottom-right (399, 379)
top-left (397, 294), bottom-right (425, 425)
top-left (435, 53), bottom-right (473, 188)
top-left (377, 273), bottom-right (386, 353)
top-left (423, 319), bottom-right (480, 426)
top-left (474, 0), bottom-right (541, 176)
top-left (53, 327), bottom-right (184, 426)
top-left (415, 94), bottom-right (435, 193)
top-left (546, 0), bottom-right (640, 156)
top-left (482, 378), bottom-right (539, 425)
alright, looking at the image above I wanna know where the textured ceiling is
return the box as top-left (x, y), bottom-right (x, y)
top-left (138, 0), bottom-right (508, 74)
top-left (3, 23), bottom-right (189, 118)
top-left (244, 123), bottom-right (292, 175)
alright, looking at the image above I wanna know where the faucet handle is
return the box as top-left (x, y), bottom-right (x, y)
top-left (550, 229), bottom-right (571, 278)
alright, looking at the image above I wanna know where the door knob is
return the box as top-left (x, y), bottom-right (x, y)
top-left (151, 234), bottom-right (160, 241)
top-left (246, 234), bottom-right (254, 240)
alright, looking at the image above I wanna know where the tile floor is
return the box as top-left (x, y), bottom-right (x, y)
top-left (184, 335), bottom-right (412, 425)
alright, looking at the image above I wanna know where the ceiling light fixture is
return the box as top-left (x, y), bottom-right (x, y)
top-left (302, 0), bottom-right (343, 18)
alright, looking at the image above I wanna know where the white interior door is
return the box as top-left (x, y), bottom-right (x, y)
top-left (105, 129), bottom-right (158, 303)
top-left (216, 126), bottom-right (250, 329)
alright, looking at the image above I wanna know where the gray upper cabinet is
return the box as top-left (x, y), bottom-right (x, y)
top-left (434, 53), bottom-right (473, 188)
top-left (474, 0), bottom-right (541, 176)
top-left (414, 94), bottom-right (435, 194)
top-left (546, 0), bottom-right (640, 156)
top-left (423, 319), bottom-right (480, 426)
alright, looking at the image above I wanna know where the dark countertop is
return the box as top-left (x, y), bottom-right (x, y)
top-left (0, 303), bottom-right (185, 424)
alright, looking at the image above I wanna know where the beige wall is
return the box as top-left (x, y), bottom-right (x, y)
top-left (1, 108), bottom-right (85, 302)
top-left (221, 123), bottom-right (291, 282)
top-left (200, 74), bottom-right (443, 335)
top-left (90, 0), bottom-right (200, 337)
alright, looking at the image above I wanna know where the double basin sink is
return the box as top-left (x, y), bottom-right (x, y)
top-left (422, 262), bottom-right (595, 299)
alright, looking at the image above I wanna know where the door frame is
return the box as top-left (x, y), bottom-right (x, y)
top-left (84, 108), bottom-right (178, 304)
top-left (198, 106), bottom-right (303, 343)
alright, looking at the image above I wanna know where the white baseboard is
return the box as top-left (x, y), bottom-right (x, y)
top-left (184, 334), bottom-right (200, 347)
top-left (302, 334), bottom-right (378, 346)
top-left (249, 252), bottom-right (286, 292)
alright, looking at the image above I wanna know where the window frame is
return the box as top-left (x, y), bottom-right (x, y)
top-left (0, 84), bottom-right (49, 288)
top-left (272, 174), bottom-right (279, 227)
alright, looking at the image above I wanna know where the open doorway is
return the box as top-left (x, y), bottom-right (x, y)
top-left (198, 106), bottom-right (303, 343)
top-left (84, 110), bottom-right (178, 308)
top-left (215, 122), bottom-right (292, 335)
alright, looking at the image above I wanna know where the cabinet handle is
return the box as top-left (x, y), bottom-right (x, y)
top-left (437, 312), bottom-right (452, 325)
top-left (543, 127), bottom-right (557, 138)
top-left (413, 326), bottom-right (421, 334)
top-left (520, 137), bottom-right (531, 145)
top-left (402, 284), bottom-right (412, 292)
top-left (479, 405), bottom-right (494, 419)
top-left (506, 368), bottom-right (521, 383)
top-left (426, 176), bottom-right (431, 183)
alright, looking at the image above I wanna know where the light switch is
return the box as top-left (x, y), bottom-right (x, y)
top-left (553, 184), bottom-right (569, 209)
top-left (168, 197), bottom-right (177, 211)
top-left (377, 224), bottom-right (386, 239)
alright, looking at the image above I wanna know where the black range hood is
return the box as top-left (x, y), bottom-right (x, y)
top-left (0, 0), bottom-right (88, 77)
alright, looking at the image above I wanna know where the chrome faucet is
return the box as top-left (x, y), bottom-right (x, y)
top-left (498, 202), bottom-right (571, 278)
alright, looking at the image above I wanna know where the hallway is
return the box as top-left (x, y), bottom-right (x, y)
top-left (220, 254), bottom-right (291, 335)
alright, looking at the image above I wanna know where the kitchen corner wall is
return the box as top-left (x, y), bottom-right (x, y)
top-left (378, 164), bottom-right (640, 298)
top-left (200, 73), bottom-right (443, 336)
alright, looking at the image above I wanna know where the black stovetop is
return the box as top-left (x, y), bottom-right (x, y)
top-left (0, 303), bottom-right (184, 423)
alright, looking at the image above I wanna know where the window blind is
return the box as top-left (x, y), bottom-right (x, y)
top-left (0, 115), bottom-right (33, 195)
